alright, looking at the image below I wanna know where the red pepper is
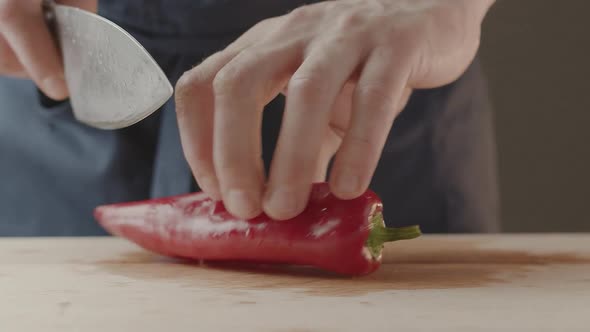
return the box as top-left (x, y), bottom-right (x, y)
top-left (93, 182), bottom-right (421, 276)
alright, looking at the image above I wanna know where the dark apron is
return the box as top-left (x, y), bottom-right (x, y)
top-left (0, 0), bottom-right (499, 236)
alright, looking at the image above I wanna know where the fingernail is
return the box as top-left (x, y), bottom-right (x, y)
top-left (42, 76), bottom-right (68, 100)
top-left (336, 169), bottom-right (360, 197)
top-left (226, 189), bottom-right (259, 218)
top-left (264, 188), bottom-right (299, 220)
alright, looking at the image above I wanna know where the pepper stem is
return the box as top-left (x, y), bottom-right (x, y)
top-left (365, 212), bottom-right (421, 259)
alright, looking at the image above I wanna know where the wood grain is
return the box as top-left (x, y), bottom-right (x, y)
top-left (0, 234), bottom-right (589, 331)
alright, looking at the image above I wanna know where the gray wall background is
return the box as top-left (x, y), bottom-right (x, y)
top-left (479, 0), bottom-right (589, 232)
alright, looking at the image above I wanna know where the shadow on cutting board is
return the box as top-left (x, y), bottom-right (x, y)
top-left (95, 238), bottom-right (590, 296)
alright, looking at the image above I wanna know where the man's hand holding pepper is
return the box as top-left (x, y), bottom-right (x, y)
top-left (175, 0), bottom-right (495, 220)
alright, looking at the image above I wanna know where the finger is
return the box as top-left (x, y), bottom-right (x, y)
top-left (313, 82), bottom-right (355, 182)
top-left (176, 51), bottom-right (239, 201)
top-left (175, 20), bottom-right (277, 201)
top-left (213, 44), bottom-right (301, 219)
top-left (0, 0), bottom-right (68, 99)
top-left (263, 39), bottom-right (364, 220)
top-left (329, 46), bottom-right (412, 199)
top-left (0, 34), bottom-right (26, 77)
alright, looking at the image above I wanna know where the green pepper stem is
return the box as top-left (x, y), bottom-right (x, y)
top-left (375, 225), bottom-right (422, 242)
top-left (365, 212), bottom-right (421, 259)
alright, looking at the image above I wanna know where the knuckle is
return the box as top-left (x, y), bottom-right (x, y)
top-left (319, 33), bottom-right (355, 51)
top-left (0, 0), bottom-right (21, 25)
top-left (288, 74), bottom-right (326, 101)
top-left (175, 71), bottom-right (197, 97)
top-left (250, 17), bottom-right (274, 32)
top-left (355, 83), bottom-right (395, 110)
top-left (336, 11), bottom-right (364, 29)
top-left (176, 51), bottom-right (227, 98)
top-left (246, 20), bottom-right (266, 33)
top-left (212, 64), bottom-right (246, 96)
top-left (177, 68), bottom-right (206, 91)
top-left (287, 5), bottom-right (313, 23)
top-left (175, 70), bottom-right (208, 116)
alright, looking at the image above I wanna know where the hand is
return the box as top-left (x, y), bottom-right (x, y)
top-left (175, 0), bottom-right (495, 220)
top-left (0, 0), bottom-right (97, 99)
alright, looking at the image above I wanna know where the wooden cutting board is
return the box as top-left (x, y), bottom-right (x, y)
top-left (0, 234), bottom-right (589, 331)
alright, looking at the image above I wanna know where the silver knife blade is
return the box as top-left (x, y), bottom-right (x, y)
top-left (43, 0), bottom-right (173, 130)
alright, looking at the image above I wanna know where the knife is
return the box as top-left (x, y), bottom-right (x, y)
top-left (42, 0), bottom-right (173, 130)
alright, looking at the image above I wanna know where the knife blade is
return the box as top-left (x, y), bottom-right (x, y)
top-left (42, 0), bottom-right (173, 130)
